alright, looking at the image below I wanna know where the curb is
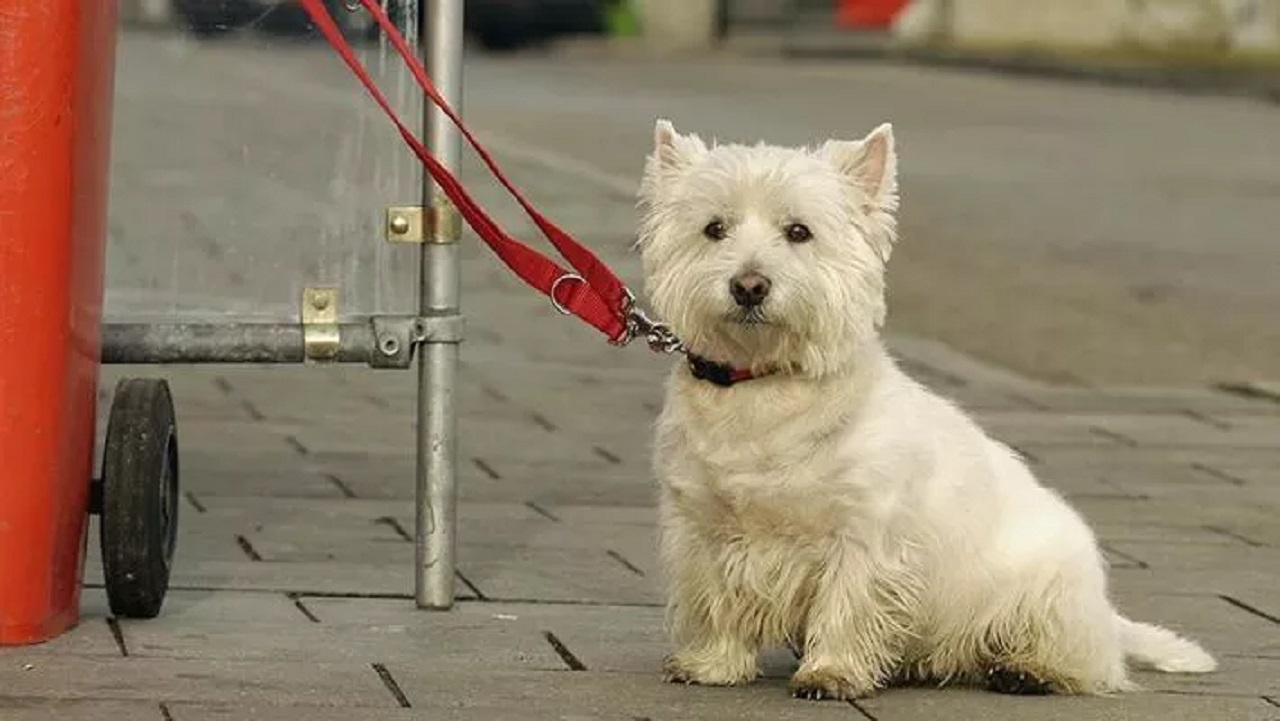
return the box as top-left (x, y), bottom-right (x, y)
top-left (721, 30), bottom-right (1280, 104)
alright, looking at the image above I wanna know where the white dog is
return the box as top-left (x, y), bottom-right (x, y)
top-left (636, 119), bottom-right (1216, 700)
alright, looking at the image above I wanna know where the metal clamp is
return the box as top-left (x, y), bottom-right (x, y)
top-left (369, 314), bottom-right (465, 369)
top-left (301, 287), bottom-right (341, 362)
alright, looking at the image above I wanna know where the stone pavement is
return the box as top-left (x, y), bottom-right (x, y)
top-left (5, 329), bottom-right (1278, 720)
top-left (4, 27), bottom-right (1280, 721)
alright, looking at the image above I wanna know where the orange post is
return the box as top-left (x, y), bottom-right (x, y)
top-left (0, 0), bottom-right (119, 644)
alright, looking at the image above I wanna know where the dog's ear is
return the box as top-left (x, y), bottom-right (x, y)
top-left (820, 123), bottom-right (898, 214)
top-left (652, 119), bottom-right (707, 172)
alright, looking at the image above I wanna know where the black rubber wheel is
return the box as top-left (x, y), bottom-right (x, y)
top-left (100, 378), bottom-right (180, 620)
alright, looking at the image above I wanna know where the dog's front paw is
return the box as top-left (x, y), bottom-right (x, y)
top-left (662, 653), bottom-right (757, 687)
top-left (789, 665), bottom-right (877, 701)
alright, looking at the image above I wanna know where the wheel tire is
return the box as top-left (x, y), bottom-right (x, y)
top-left (100, 378), bottom-right (180, 620)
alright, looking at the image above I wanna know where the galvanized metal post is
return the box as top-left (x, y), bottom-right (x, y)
top-left (416, 0), bottom-right (464, 610)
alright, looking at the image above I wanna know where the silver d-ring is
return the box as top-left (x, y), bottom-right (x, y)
top-left (549, 273), bottom-right (584, 315)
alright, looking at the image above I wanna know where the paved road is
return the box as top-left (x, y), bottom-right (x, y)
top-left (106, 30), bottom-right (1280, 386)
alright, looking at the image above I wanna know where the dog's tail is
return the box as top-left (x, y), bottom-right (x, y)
top-left (1116, 614), bottom-right (1217, 673)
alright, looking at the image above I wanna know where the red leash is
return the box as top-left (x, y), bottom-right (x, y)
top-left (297, 0), bottom-right (680, 352)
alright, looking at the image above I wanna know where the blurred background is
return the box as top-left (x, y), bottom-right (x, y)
top-left (108, 0), bottom-right (1279, 388)
top-left (120, 0), bottom-right (1280, 62)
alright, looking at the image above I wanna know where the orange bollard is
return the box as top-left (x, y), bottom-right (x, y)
top-left (0, 0), bottom-right (119, 645)
top-left (835, 0), bottom-right (910, 29)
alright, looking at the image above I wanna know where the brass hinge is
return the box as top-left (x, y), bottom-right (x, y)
top-left (385, 199), bottom-right (461, 244)
top-left (301, 287), bottom-right (340, 362)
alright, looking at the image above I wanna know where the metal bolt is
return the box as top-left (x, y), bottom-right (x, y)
top-left (311, 293), bottom-right (330, 311)
top-left (389, 213), bottom-right (411, 235)
top-left (380, 336), bottom-right (400, 357)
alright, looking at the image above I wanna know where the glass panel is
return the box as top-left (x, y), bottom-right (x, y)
top-left (105, 1), bottom-right (423, 322)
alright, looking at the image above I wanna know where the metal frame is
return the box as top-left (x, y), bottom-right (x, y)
top-left (100, 0), bottom-right (467, 611)
top-left (417, 0), bottom-right (465, 611)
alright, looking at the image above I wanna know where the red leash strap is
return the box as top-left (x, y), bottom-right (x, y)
top-left (297, 0), bottom-right (631, 342)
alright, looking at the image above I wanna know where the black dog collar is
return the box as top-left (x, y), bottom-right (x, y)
top-left (686, 354), bottom-right (771, 387)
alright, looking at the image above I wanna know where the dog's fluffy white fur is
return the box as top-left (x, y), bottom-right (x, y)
top-left (636, 119), bottom-right (1216, 700)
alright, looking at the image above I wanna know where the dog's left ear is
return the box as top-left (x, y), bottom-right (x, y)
top-left (651, 119), bottom-right (708, 172)
top-left (820, 123), bottom-right (898, 214)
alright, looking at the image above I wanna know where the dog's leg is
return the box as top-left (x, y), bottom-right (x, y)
top-left (978, 552), bottom-right (1133, 695)
top-left (659, 522), bottom-right (761, 686)
top-left (790, 544), bottom-right (911, 701)
top-left (663, 627), bottom-right (760, 687)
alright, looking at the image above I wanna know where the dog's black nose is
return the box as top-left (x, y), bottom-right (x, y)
top-left (730, 272), bottom-right (772, 307)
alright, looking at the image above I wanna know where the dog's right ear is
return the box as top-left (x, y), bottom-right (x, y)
top-left (652, 119), bottom-right (707, 172)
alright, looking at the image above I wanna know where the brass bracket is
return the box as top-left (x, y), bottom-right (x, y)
top-left (301, 287), bottom-right (340, 362)
top-left (384, 199), bottom-right (461, 244)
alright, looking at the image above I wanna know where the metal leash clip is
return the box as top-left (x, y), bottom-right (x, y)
top-left (618, 290), bottom-right (684, 354)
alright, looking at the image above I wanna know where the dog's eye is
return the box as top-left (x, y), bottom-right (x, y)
top-left (703, 220), bottom-right (728, 241)
top-left (785, 223), bottom-right (813, 244)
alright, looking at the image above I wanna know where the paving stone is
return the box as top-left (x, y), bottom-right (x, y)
top-left (297, 453), bottom-right (656, 506)
top-left (0, 700), bottom-right (166, 721)
top-left (0, 658), bottom-right (397, 707)
top-left (981, 417), bottom-right (1125, 447)
top-left (458, 544), bottom-right (660, 605)
top-left (165, 705), bottom-right (422, 720)
top-left (1032, 446), bottom-right (1280, 469)
top-left (1133, 655), bottom-right (1280, 697)
top-left (134, 590), bottom-right (312, 625)
top-left (1091, 523), bottom-right (1243, 546)
top-left (157, 419), bottom-right (316, 455)
top-left (859, 688), bottom-right (1279, 720)
top-left (385, 667), bottom-right (866, 720)
top-left (1016, 386), bottom-right (1280, 415)
top-left (1090, 414), bottom-right (1279, 449)
top-left (1108, 568), bottom-right (1280, 605)
top-left (1067, 497), bottom-right (1275, 533)
top-left (122, 597), bottom-right (563, 671)
top-left (1212, 518), bottom-right (1280, 547)
top-left (84, 560), bottom-right (431, 598)
top-left (542, 505), bottom-right (659, 526)
top-left (1104, 542), bottom-right (1280, 575)
top-left (194, 497), bottom-right (538, 526)
top-left (1198, 462), bottom-right (1279, 487)
top-left (179, 461), bottom-right (350, 499)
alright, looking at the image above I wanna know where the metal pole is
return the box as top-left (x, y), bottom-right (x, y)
top-left (416, 0), bottom-right (464, 610)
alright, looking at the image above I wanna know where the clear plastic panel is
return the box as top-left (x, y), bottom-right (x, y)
top-left (105, 1), bottom-right (423, 322)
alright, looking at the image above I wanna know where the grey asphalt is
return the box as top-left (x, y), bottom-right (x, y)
top-left (1, 24), bottom-right (1276, 721)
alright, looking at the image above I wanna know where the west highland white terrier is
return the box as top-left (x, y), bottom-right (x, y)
top-left (636, 119), bottom-right (1216, 700)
